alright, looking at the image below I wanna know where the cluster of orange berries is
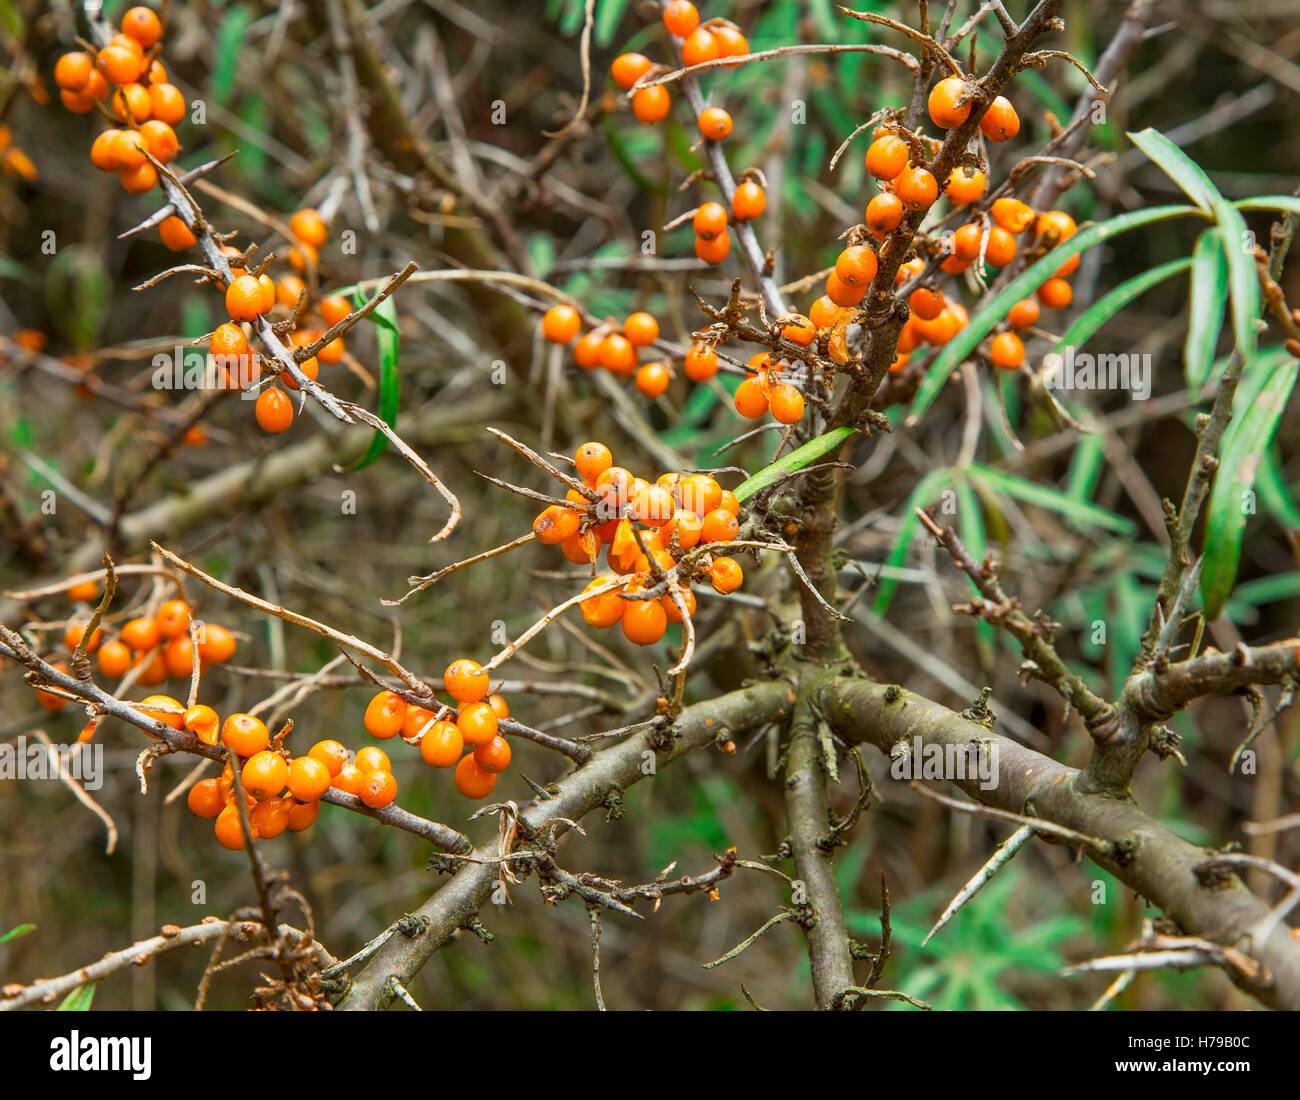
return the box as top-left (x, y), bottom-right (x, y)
top-left (53, 6), bottom-right (188, 196)
top-left (361, 659), bottom-right (510, 801)
top-left (529, 442), bottom-right (745, 646)
top-left (542, 305), bottom-right (684, 398)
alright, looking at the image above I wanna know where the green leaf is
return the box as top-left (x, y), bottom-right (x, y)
top-left (0, 923), bottom-right (35, 944)
top-left (733, 427), bottom-right (857, 502)
top-left (872, 467), bottom-right (953, 615)
top-left (968, 463), bottom-right (1135, 534)
top-left (212, 6), bottom-right (253, 109)
top-left (344, 297), bottom-right (400, 472)
top-left (1235, 196), bottom-right (1300, 217)
top-left (57, 984), bottom-right (96, 1011)
top-left (1127, 128), bottom-right (1220, 214)
top-left (1052, 256), bottom-right (1191, 356)
top-left (1184, 229), bottom-right (1229, 392)
top-left (1257, 447), bottom-right (1300, 531)
top-left (908, 204), bottom-right (1202, 422)
top-left (1065, 433), bottom-right (1106, 504)
top-left (1214, 200), bottom-right (1260, 363)
top-left (1201, 355), bottom-right (1299, 618)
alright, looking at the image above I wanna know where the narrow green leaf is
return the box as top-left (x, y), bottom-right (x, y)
top-left (0, 923), bottom-right (35, 944)
top-left (1184, 229), bottom-right (1229, 392)
top-left (733, 427), bottom-right (857, 502)
top-left (1213, 199), bottom-right (1260, 362)
top-left (968, 463), bottom-right (1135, 534)
top-left (908, 204), bottom-right (1201, 422)
top-left (1257, 447), bottom-right (1300, 531)
top-left (872, 467), bottom-right (953, 615)
top-left (1235, 196), bottom-right (1300, 217)
top-left (1127, 128), bottom-right (1220, 214)
top-left (1065, 433), bottom-right (1106, 504)
top-left (345, 297), bottom-right (400, 472)
top-left (1052, 256), bottom-right (1191, 355)
top-left (212, 7), bottom-right (253, 109)
top-left (57, 984), bottom-right (96, 1011)
top-left (1201, 357), bottom-right (1299, 618)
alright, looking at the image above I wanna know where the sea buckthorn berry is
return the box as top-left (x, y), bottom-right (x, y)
top-left (332, 764), bottom-right (365, 796)
top-left (941, 255), bottom-right (971, 276)
top-left (731, 180), bottom-right (766, 221)
top-left (256, 274), bottom-right (278, 312)
top-left (695, 232), bottom-right (731, 264)
top-left (559, 529), bottom-right (596, 564)
top-left (146, 59), bottom-right (167, 84)
top-left (307, 740), bottom-right (348, 777)
top-left (226, 274), bottom-right (269, 322)
top-left (148, 83), bottom-right (185, 124)
top-left (97, 639), bottom-right (132, 679)
top-left (64, 621), bottom-right (102, 652)
top-left (682, 27), bottom-right (720, 67)
top-left (84, 69), bottom-right (110, 101)
top-left (487, 694), bottom-right (509, 721)
top-left (288, 242), bottom-right (317, 274)
top-left (713, 24), bottom-right (749, 63)
top-left (140, 120), bottom-right (179, 164)
top-left (927, 76), bottom-right (971, 129)
top-left (680, 474), bottom-right (723, 517)
top-left (214, 805), bottom-right (250, 849)
top-left (684, 342), bottom-right (719, 381)
top-left (287, 756), bottom-right (331, 802)
top-left (632, 85), bottom-right (671, 123)
top-left (895, 166), bottom-right (938, 212)
top-left (187, 778), bottom-right (225, 819)
top-left (353, 746), bottom-right (390, 775)
top-left (632, 484), bottom-right (675, 527)
top-left (68, 582), bottom-right (99, 607)
top-left (533, 505), bottom-right (581, 545)
top-left (542, 303), bottom-right (581, 344)
top-left (663, 0), bottom-right (699, 36)
top-left (121, 616), bottom-right (161, 652)
top-left (778, 314), bottom-right (817, 347)
top-left (624, 311), bottom-right (660, 347)
top-left (865, 192), bottom-right (904, 236)
top-left (109, 128), bottom-right (145, 169)
top-left (60, 89), bottom-right (95, 113)
top-left (949, 223), bottom-right (983, 262)
top-left (289, 208), bottom-right (328, 248)
top-left (574, 441), bottom-right (613, 482)
top-left (865, 135), bottom-right (908, 180)
top-left (457, 701), bottom-right (499, 747)
top-left (55, 52), bottom-right (94, 91)
top-left (809, 295), bottom-right (840, 330)
top-left (909, 286), bottom-right (945, 321)
top-left (356, 768), bottom-right (397, 809)
top-left (710, 556), bottom-right (744, 594)
top-left (122, 6), bottom-right (163, 47)
top-left (611, 52), bottom-right (653, 90)
top-left (184, 704), bottom-right (220, 744)
top-left (769, 383), bottom-right (805, 424)
top-left (420, 720), bottom-right (464, 767)
top-left (898, 320), bottom-right (921, 353)
top-left (835, 245), bottom-right (879, 288)
top-left (663, 585), bottom-right (697, 623)
top-left (1035, 210), bottom-right (1077, 244)
top-left (635, 362), bottom-right (671, 399)
top-left (97, 45), bottom-right (145, 85)
top-left (454, 754), bottom-right (497, 799)
top-left (1007, 298), bottom-right (1040, 329)
top-left (210, 321), bottom-right (249, 362)
top-left (250, 798), bottom-right (290, 839)
top-left (221, 713), bottom-right (269, 756)
top-left (119, 161), bottom-right (158, 194)
top-left (320, 295), bottom-right (352, 327)
top-left (140, 694), bottom-right (185, 730)
top-left (253, 387), bottom-right (293, 434)
top-left (992, 197), bottom-right (1035, 234)
top-left (825, 271), bottom-right (866, 308)
top-left (163, 635), bottom-right (195, 679)
top-left (275, 275), bottom-right (305, 309)
top-left (403, 704), bottom-right (437, 740)
top-left (581, 577), bottom-right (625, 628)
top-left (1054, 252), bottom-right (1080, 278)
top-left (158, 215), bottom-right (196, 251)
top-left (980, 95), bottom-right (1019, 141)
top-left (698, 106), bottom-right (732, 141)
top-left (287, 800), bottom-right (320, 832)
top-left (34, 664), bottom-right (69, 712)
top-left (242, 751), bottom-right (289, 798)
top-left (693, 202), bottom-right (729, 240)
top-left (983, 226), bottom-right (1018, 268)
top-left (733, 376), bottom-right (768, 418)
top-left (659, 510), bottom-right (703, 551)
top-left (990, 331), bottom-right (1025, 370)
top-left (622, 598), bottom-right (668, 645)
top-left (596, 465), bottom-right (635, 507)
top-left (573, 331), bottom-right (604, 370)
top-left (945, 165), bottom-right (986, 205)
top-left (156, 599), bottom-right (191, 638)
top-left (1037, 276), bottom-right (1073, 309)
top-left (444, 658), bottom-right (489, 703)
top-left (718, 489), bottom-right (740, 516)
top-left (364, 690), bottom-right (408, 739)
top-left (889, 350), bottom-right (909, 373)
top-left (598, 332), bottom-right (637, 374)
top-left (111, 83), bottom-right (152, 124)
top-left (701, 508), bottom-right (740, 543)
top-left (474, 735), bottom-right (512, 774)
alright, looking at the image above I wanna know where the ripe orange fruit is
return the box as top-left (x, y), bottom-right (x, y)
top-left (187, 778), bottom-right (225, 819)
top-left (611, 52), bottom-right (653, 90)
top-left (698, 106), bottom-right (732, 140)
top-left (945, 165), bottom-right (986, 205)
top-left (97, 639), bottom-right (132, 679)
top-left (198, 623), bottom-right (236, 664)
top-left (139, 694), bottom-right (185, 730)
top-left (487, 694), bottom-right (509, 720)
top-left (184, 704), bottom-right (220, 744)
top-left (622, 599), bottom-right (667, 645)
top-left (308, 739), bottom-right (349, 776)
top-left (163, 635), bottom-right (195, 680)
top-left (111, 83), bottom-right (153, 125)
top-left (139, 119), bottom-right (178, 162)
top-left (909, 286), bottom-right (945, 321)
top-left (865, 135), bottom-right (908, 179)
top-left (255, 388), bottom-right (294, 434)
top-left (710, 556), bottom-right (744, 593)
top-left (865, 192), bottom-right (904, 236)
top-left (732, 376), bottom-right (768, 419)
top-left (474, 735), bottom-right (512, 774)
top-left (695, 232), bottom-right (731, 264)
top-left (221, 713), bottom-right (269, 756)
top-left (286, 800), bottom-right (318, 831)
top-left (226, 274), bottom-right (269, 322)
top-left (768, 383), bottom-right (805, 424)
top-left (119, 162), bottom-right (158, 194)
top-left (624, 311), bottom-right (659, 347)
top-left (533, 505), bottom-right (581, 545)
top-left (287, 756), bottom-right (332, 801)
top-left (89, 130), bottom-right (122, 171)
top-left (701, 507), bottom-right (740, 543)
top-left (332, 763), bottom-right (365, 796)
top-left (713, 24), bottom-right (749, 63)
top-left (289, 208), bottom-right (328, 248)
top-left (663, 0), bottom-right (699, 36)
top-left (97, 45), bottom-right (146, 86)
top-left (573, 331), bottom-right (604, 369)
top-left (542, 304), bottom-right (581, 344)
top-left (63, 621), bottom-right (103, 652)
top-left (454, 753), bottom-right (497, 798)
top-left (146, 59), bottom-right (167, 84)
top-left (420, 720), bottom-right (464, 767)
top-left (682, 27), bottom-right (719, 67)
top-left (826, 270), bottom-right (866, 308)
top-left (1037, 277), bottom-right (1073, 309)
top-left (55, 52), bottom-right (94, 91)
top-left (991, 197), bottom-right (1035, 234)
top-left (895, 166), bottom-right (938, 211)
top-left (1007, 298), bottom-right (1040, 330)
top-left (680, 474), bottom-right (723, 517)
top-left (632, 85), bottom-right (671, 123)
top-left (320, 295), bottom-right (352, 327)
top-left (242, 751), bottom-right (289, 798)
top-left (250, 797), bottom-right (290, 839)
top-left (457, 701), bottom-right (499, 747)
top-left (444, 658), bottom-right (489, 703)
top-left (693, 201), bottom-right (729, 239)
top-left (662, 585), bottom-right (698, 623)
top-left (990, 331), bottom-right (1025, 370)
top-left (574, 441), bottom-right (613, 482)
top-left (835, 245), bottom-right (878, 287)
top-left (155, 599), bottom-right (191, 639)
top-left (581, 576), bottom-right (625, 628)
top-left (732, 180), bottom-right (766, 221)
top-left (631, 484), bottom-right (675, 526)
top-left (598, 332), bottom-right (637, 374)
top-left (981, 95), bottom-right (1019, 141)
top-left (122, 6), bottom-right (163, 47)
top-left (928, 76), bottom-right (971, 129)
top-left (1035, 210), bottom-right (1077, 244)
top-left (635, 362), bottom-right (671, 398)
top-left (684, 342), bottom-right (719, 381)
top-left (355, 746), bottom-right (391, 775)
top-left (148, 83), bottom-right (186, 124)
top-left (214, 804), bottom-right (250, 849)
top-left (364, 690), bottom-right (407, 739)
top-left (983, 226), bottom-right (1018, 267)
top-left (158, 215), bottom-right (196, 251)
top-left (121, 616), bottom-right (161, 653)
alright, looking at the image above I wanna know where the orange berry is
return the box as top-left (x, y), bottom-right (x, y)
top-left (709, 556), bottom-right (744, 593)
top-left (55, 52), bottom-right (94, 91)
top-left (355, 769), bottom-right (395, 809)
top-left (632, 85), bottom-right (671, 123)
top-left (1054, 252), bottom-right (1081, 278)
top-left (158, 215), bottom-right (195, 251)
top-left (148, 82), bottom-right (185, 124)
top-left (631, 484), bottom-right (675, 526)
top-left (146, 59), bottom-right (167, 84)
top-left (254, 388), bottom-right (293, 433)
top-left (97, 639), bottom-right (132, 679)
top-left (693, 201), bottom-right (729, 240)
top-left (242, 751), bottom-right (289, 798)
top-left (624, 311), bottom-right (660, 347)
top-left (402, 704), bottom-right (436, 740)
top-left (684, 342), bottom-right (719, 381)
top-left (320, 295), bottom-right (352, 327)
top-left (581, 576), bottom-right (625, 628)
top-left (308, 739), bottom-right (348, 777)
top-left (119, 161), bottom-right (158, 194)
top-left (778, 314), bottom-right (817, 348)
top-left (573, 331), bottom-right (604, 369)
top-left (63, 621), bottom-right (103, 652)
top-left (444, 658), bottom-right (489, 703)
top-left (454, 753), bottom-right (497, 799)
top-left (533, 505), bottom-right (582, 545)
top-left (89, 128), bottom-right (121, 171)
top-left (139, 119), bottom-right (178, 162)
top-left (1035, 210), bottom-right (1077, 245)
top-left (487, 694), bottom-right (509, 721)
top-left (682, 27), bottom-right (720, 68)
top-left (889, 350), bottom-right (910, 373)
top-left (865, 135), bottom-right (908, 180)
top-left (980, 95), bottom-right (1019, 141)
top-left (289, 208), bottom-right (328, 249)
top-left (895, 166), bottom-right (938, 211)
top-left (474, 735), bottom-right (512, 774)
top-left (621, 598), bottom-right (667, 645)
top-left (332, 763), bottom-right (365, 796)
top-left (733, 376), bottom-right (769, 418)
top-left (184, 704), bottom-right (220, 745)
top-left (420, 720), bottom-right (464, 767)
top-left (1007, 298), bottom-right (1040, 330)
top-left (611, 52), bottom-right (653, 90)
top-left (991, 197), bottom-right (1034, 234)
top-left (163, 635), bottom-right (195, 679)
top-left (635, 362), bottom-right (671, 399)
top-left (909, 286), bottom-right (945, 321)
top-left (700, 507), bottom-right (739, 543)
top-left (364, 690), bottom-right (407, 739)
top-left (983, 226), bottom-right (1018, 268)
top-left (663, 0), bottom-right (699, 37)
top-left (732, 180), bottom-right (766, 221)
top-left (287, 242), bottom-right (317, 274)
top-left (542, 303), bottom-right (581, 344)
top-left (276, 274), bottom-right (306, 309)
top-left (865, 192), bottom-right (904, 236)
top-left (60, 88), bottom-right (96, 114)
top-left (111, 83), bottom-right (152, 124)
top-left (226, 274), bottom-right (268, 322)
top-left (598, 332), bottom-right (637, 374)
top-left (121, 616), bottom-right (161, 652)
top-left (139, 694), bottom-right (184, 730)
top-left (287, 800), bottom-right (319, 831)
top-left (574, 441), bottom-right (613, 482)
top-left (713, 24), bottom-right (749, 64)
top-left (97, 45), bottom-right (146, 85)
top-left (457, 701), bottom-right (499, 747)
top-left (718, 489), bottom-right (739, 516)
top-left (353, 746), bottom-right (390, 775)
top-left (1037, 277), bottom-right (1073, 309)
top-left (250, 797), bottom-right (290, 839)
top-left (155, 599), bottom-right (191, 639)
top-left (990, 331), bottom-right (1025, 370)
top-left (662, 585), bottom-right (698, 623)
top-left (698, 106), bottom-right (732, 141)
top-left (221, 713), bottom-right (269, 756)
top-left (695, 232), bottom-right (731, 264)
top-left (768, 383), bottom-right (805, 424)
top-left (809, 295), bottom-right (841, 330)
top-left (187, 778), bottom-right (225, 819)
top-left (835, 245), bottom-right (878, 288)
top-left (826, 270), bottom-right (866, 308)
top-left (945, 165), bottom-right (986, 205)
top-left (927, 76), bottom-right (971, 129)
top-left (214, 804), bottom-right (250, 849)
top-left (287, 756), bottom-right (331, 802)
top-left (121, 6), bottom-right (163, 47)
top-left (680, 474), bottom-right (723, 517)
